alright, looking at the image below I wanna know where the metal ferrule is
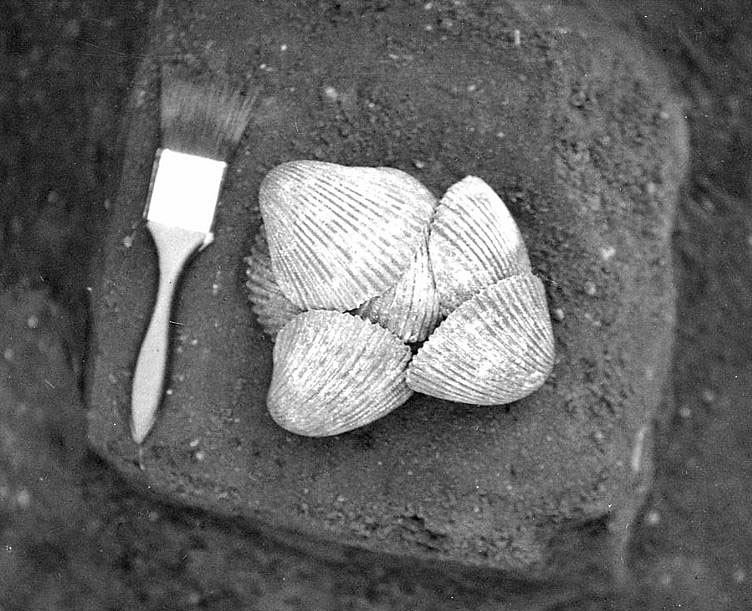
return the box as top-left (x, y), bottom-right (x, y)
top-left (145, 148), bottom-right (227, 245)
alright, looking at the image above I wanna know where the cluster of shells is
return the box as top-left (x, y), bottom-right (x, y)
top-left (244, 161), bottom-right (555, 437)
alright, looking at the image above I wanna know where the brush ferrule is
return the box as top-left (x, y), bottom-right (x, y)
top-left (146, 148), bottom-right (227, 236)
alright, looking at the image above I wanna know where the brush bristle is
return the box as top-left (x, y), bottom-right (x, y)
top-left (160, 65), bottom-right (256, 160)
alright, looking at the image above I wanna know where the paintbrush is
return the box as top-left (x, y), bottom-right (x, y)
top-left (130, 66), bottom-right (255, 444)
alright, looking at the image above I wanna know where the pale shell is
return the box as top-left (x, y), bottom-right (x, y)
top-left (357, 233), bottom-right (440, 343)
top-left (259, 160), bottom-right (437, 311)
top-left (244, 225), bottom-right (303, 340)
top-left (429, 176), bottom-right (531, 316)
top-left (268, 310), bottom-right (413, 437)
top-left (406, 273), bottom-right (554, 404)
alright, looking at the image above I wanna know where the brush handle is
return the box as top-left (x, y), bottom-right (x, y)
top-left (131, 221), bottom-right (206, 444)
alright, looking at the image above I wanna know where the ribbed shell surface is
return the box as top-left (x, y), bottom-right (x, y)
top-left (429, 176), bottom-right (531, 315)
top-left (357, 234), bottom-right (440, 343)
top-left (244, 225), bottom-right (303, 340)
top-left (406, 273), bottom-right (554, 404)
top-left (268, 310), bottom-right (413, 437)
top-left (259, 161), bottom-right (437, 311)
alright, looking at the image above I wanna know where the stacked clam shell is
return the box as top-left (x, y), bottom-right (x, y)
top-left (245, 161), bottom-right (555, 437)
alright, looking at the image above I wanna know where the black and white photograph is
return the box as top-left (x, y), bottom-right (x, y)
top-left (0, 1), bottom-right (750, 609)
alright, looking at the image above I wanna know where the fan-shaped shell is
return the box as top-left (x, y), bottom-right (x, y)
top-left (244, 225), bottom-right (303, 340)
top-left (406, 273), bottom-right (554, 404)
top-left (268, 310), bottom-right (413, 437)
top-left (429, 176), bottom-right (531, 315)
top-left (259, 160), bottom-right (437, 311)
top-left (357, 234), bottom-right (440, 343)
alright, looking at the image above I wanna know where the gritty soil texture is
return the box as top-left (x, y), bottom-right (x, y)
top-left (0, 1), bottom-right (751, 610)
top-left (86, 0), bottom-right (684, 575)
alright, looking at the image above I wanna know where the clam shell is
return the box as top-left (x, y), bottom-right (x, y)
top-left (357, 234), bottom-right (440, 343)
top-left (244, 225), bottom-right (303, 340)
top-left (259, 160), bottom-right (437, 311)
top-left (429, 176), bottom-right (531, 315)
top-left (268, 310), bottom-right (413, 437)
top-left (406, 273), bottom-right (554, 404)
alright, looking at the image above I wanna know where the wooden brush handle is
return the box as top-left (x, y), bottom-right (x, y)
top-left (131, 221), bottom-right (206, 443)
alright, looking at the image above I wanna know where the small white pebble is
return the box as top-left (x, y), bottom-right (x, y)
top-left (122, 234), bottom-right (133, 249)
top-left (16, 489), bottom-right (31, 509)
top-left (495, 131), bottom-right (505, 139)
top-left (584, 281), bottom-right (597, 296)
top-left (600, 245), bottom-right (616, 261)
top-left (424, 24), bottom-right (433, 31)
top-left (553, 308), bottom-right (565, 322)
top-left (190, 338), bottom-right (198, 346)
top-left (701, 388), bottom-right (716, 404)
top-left (413, 159), bottom-right (426, 169)
top-left (679, 406), bottom-right (692, 419)
top-left (423, 1), bottom-right (433, 9)
top-left (26, 315), bottom-right (39, 329)
top-left (467, 83), bottom-right (477, 92)
top-left (646, 182), bottom-right (658, 196)
top-left (733, 567), bottom-right (746, 583)
top-left (659, 110), bottom-right (671, 121)
top-left (583, 312), bottom-right (601, 327)
top-left (323, 86), bottom-right (338, 101)
top-left (211, 283), bottom-right (220, 296)
top-left (280, 43), bottom-right (288, 52)
top-left (3, 348), bottom-right (14, 361)
top-left (194, 450), bottom-right (205, 462)
top-left (165, 388), bottom-right (173, 396)
top-left (189, 438), bottom-right (200, 448)
top-left (513, 29), bottom-right (521, 47)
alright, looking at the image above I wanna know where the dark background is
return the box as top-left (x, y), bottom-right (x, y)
top-left (1, 1), bottom-right (750, 609)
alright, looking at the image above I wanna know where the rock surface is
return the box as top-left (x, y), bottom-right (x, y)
top-left (86, 0), bottom-right (688, 572)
